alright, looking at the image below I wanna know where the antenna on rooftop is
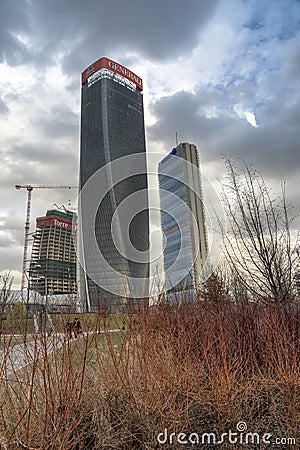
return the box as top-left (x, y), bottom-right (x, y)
top-left (176, 132), bottom-right (179, 147)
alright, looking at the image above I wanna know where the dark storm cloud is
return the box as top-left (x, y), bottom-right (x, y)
top-left (60, 0), bottom-right (219, 72)
top-left (282, 35), bottom-right (300, 84)
top-left (31, 105), bottom-right (79, 139)
top-left (0, 0), bottom-right (30, 66)
top-left (0, 212), bottom-right (23, 248)
top-left (0, 245), bottom-right (23, 271)
top-left (0, 138), bottom-right (78, 193)
top-left (0, 214), bottom-right (23, 232)
top-left (0, 234), bottom-right (15, 249)
top-left (148, 86), bottom-right (300, 179)
top-left (148, 89), bottom-right (239, 152)
top-left (0, 0), bottom-right (219, 73)
top-left (3, 142), bottom-right (72, 165)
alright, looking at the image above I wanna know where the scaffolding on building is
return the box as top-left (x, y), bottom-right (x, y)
top-left (30, 208), bottom-right (77, 296)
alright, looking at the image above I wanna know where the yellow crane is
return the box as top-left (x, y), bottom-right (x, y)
top-left (15, 184), bottom-right (78, 290)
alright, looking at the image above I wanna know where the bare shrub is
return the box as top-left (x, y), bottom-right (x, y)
top-left (0, 300), bottom-right (299, 448)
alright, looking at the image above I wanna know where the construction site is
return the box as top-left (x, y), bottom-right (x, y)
top-left (30, 208), bottom-right (77, 296)
top-left (14, 184), bottom-right (79, 317)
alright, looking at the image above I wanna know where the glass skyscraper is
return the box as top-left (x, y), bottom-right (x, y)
top-left (79, 58), bottom-right (149, 311)
top-left (158, 143), bottom-right (208, 293)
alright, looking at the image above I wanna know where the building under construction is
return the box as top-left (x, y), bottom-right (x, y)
top-left (29, 208), bottom-right (77, 296)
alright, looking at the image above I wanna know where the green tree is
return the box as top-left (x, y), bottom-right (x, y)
top-left (199, 270), bottom-right (229, 303)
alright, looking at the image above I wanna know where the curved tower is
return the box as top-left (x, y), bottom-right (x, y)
top-left (158, 143), bottom-right (208, 293)
top-left (79, 57), bottom-right (149, 311)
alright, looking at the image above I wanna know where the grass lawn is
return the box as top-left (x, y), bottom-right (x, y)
top-left (49, 312), bottom-right (128, 333)
top-left (0, 334), bottom-right (32, 350)
top-left (0, 313), bottom-right (128, 337)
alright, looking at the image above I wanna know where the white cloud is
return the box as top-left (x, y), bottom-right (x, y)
top-left (0, 0), bottom-right (299, 287)
top-left (244, 111), bottom-right (257, 127)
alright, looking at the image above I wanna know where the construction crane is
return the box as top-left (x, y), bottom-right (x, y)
top-left (15, 184), bottom-right (78, 290)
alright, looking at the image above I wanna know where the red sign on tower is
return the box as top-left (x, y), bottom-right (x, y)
top-left (82, 57), bottom-right (143, 90)
top-left (37, 215), bottom-right (74, 230)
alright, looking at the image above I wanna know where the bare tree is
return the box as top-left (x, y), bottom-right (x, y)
top-left (221, 157), bottom-right (299, 304)
top-left (0, 272), bottom-right (15, 333)
top-left (213, 259), bottom-right (250, 304)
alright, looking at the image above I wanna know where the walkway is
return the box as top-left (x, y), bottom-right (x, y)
top-left (0, 329), bottom-right (122, 374)
top-left (0, 334), bottom-right (64, 375)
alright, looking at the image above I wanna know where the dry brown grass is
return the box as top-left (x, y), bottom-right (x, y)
top-left (0, 299), bottom-right (299, 449)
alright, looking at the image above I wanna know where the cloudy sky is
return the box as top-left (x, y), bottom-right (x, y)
top-left (0, 0), bottom-right (299, 288)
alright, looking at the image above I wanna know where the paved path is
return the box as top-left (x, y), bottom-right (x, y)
top-left (0, 329), bottom-right (122, 375)
top-left (0, 335), bottom-right (64, 375)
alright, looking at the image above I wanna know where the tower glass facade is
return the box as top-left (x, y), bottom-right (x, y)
top-left (79, 58), bottom-right (149, 311)
top-left (158, 143), bottom-right (208, 293)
